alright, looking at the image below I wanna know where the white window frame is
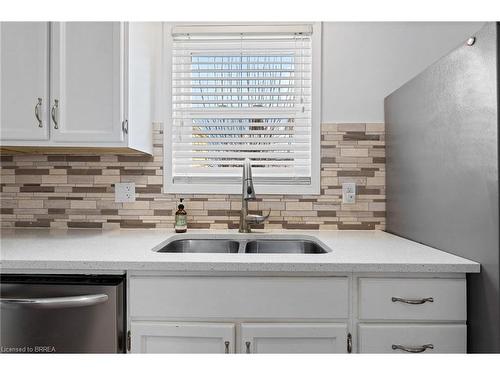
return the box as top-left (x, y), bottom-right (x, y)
top-left (163, 22), bottom-right (322, 195)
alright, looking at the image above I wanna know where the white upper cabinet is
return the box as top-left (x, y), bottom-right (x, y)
top-left (50, 22), bottom-right (124, 144)
top-left (0, 22), bottom-right (158, 154)
top-left (0, 22), bottom-right (50, 141)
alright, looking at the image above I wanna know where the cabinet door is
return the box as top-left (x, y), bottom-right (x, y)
top-left (0, 22), bottom-right (49, 141)
top-left (240, 323), bottom-right (348, 353)
top-left (50, 22), bottom-right (124, 144)
top-left (130, 322), bottom-right (235, 353)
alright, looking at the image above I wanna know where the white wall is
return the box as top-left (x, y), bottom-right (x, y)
top-left (321, 22), bottom-right (485, 123)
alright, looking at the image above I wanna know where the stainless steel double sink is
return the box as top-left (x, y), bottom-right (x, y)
top-left (152, 236), bottom-right (331, 254)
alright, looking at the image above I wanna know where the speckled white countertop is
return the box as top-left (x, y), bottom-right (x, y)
top-left (0, 229), bottom-right (479, 274)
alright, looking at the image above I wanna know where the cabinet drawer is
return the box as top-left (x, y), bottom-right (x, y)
top-left (358, 324), bottom-right (466, 353)
top-left (359, 278), bottom-right (466, 321)
top-left (130, 276), bottom-right (349, 319)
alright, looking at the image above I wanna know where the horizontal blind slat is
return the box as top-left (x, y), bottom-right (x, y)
top-left (173, 176), bottom-right (312, 186)
top-left (171, 24), bottom-right (313, 35)
top-left (173, 126), bottom-right (311, 131)
top-left (173, 159), bottom-right (311, 166)
top-left (172, 137), bottom-right (310, 143)
top-left (173, 144), bottom-right (310, 151)
top-left (173, 151), bottom-right (310, 159)
top-left (173, 85), bottom-right (312, 89)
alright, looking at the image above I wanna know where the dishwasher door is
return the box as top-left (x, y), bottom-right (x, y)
top-left (0, 274), bottom-right (125, 353)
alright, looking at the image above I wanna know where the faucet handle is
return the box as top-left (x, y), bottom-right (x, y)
top-left (245, 209), bottom-right (271, 224)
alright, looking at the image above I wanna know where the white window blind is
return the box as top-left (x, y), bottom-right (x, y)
top-left (167, 24), bottom-right (319, 193)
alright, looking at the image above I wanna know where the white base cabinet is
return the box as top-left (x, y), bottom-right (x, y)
top-left (127, 274), bottom-right (468, 354)
top-left (241, 323), bottom-right (348, 354)
top-left (358, 324), bottom-right (466, 353)
top-left (358, 277), bottom-right (466, 321)
top-left (130, 322), bottom-right (349, 354)
top-left (129, 276), bottom-right (349, 320)
top-left (356, 277), bottom-right (467, 354)
top-left (131, 322), bottom-right (235, 354)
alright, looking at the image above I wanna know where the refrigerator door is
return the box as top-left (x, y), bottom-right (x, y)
top-left (0, 275), bottom-right (125, 353)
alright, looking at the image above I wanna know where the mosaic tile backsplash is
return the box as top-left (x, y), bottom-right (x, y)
top-left (0, 123), bottom-right (385, 230)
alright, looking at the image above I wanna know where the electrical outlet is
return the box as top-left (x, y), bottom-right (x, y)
top-left (342, 183), bottom-right (356, 204)
top-left (115, 182), bottom-right (136, 203)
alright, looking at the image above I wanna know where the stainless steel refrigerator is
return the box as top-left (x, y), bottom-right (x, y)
top-left (385, 22), bottom-right (499, 353)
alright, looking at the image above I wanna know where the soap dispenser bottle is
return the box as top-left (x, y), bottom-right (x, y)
top-left (174, 198), bottom-right (187, 233)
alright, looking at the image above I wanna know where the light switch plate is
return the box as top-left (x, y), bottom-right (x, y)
top-left (115, 182), bottom-right (136, 202)
top-left (342, 183), bottom-right (356, 204)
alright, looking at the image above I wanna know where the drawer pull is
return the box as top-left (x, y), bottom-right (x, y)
top-left (245, 341), bottom-right (251, 354)
top-left (392, 344), bottom-right (434, 353)
top-left (391, 297), bottom-right (434, 305)
top-left (224, 341), bottom-right (230, 354)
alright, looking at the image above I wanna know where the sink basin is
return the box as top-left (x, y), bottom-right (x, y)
top-left (153, 236), bottom-right (331, 254)
top-left (244, 239), bottom-right (328, 254)
top-left (156, 239), bottom-right (240, 253)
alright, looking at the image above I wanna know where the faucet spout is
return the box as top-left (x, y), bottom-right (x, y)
top-left (239, 159), bottom-right (270, 233)
top-left (242, 158), bottom-right (256, 201)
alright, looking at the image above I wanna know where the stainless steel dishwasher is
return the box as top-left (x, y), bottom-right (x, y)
top-left (0, 274), bottom-right (125, 353)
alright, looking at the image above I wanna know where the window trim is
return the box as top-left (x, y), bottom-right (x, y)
top-left (162, 22), bottom-right (322, 195)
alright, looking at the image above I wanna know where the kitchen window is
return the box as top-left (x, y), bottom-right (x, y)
top-left (163, 23), bottom-right (321, 194)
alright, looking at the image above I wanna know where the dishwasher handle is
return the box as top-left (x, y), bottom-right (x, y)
top-left (0, 294), bottom-right (108, 309)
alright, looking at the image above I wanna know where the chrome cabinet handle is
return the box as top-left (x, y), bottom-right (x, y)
top-left (34, 97), bottom-right (42, 127)
top-left (0, 294), bottom-right (108, 309)
top-left (392, 344), bottom-right (434, 353)
top-left (122, 119), bottom-right (128, 134)
top-left (245, 341), bottom-right (251, 354)
top-left (391, 297), bottom-right (434, 305)
top-left (51, 99), bottom-right (59, 129)
top-left (224, 341), bottom-right (230, 354)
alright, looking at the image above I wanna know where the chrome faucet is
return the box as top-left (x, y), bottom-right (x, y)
top-left (239, 159), bottom-right (270, 233)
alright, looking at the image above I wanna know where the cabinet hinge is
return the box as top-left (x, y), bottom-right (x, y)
top-left (127, 330), bottom-right (131, 352)
top-left (347, 333), bottom-right (352, 353)
top-left (122, 119), bottom-right (129, 134)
